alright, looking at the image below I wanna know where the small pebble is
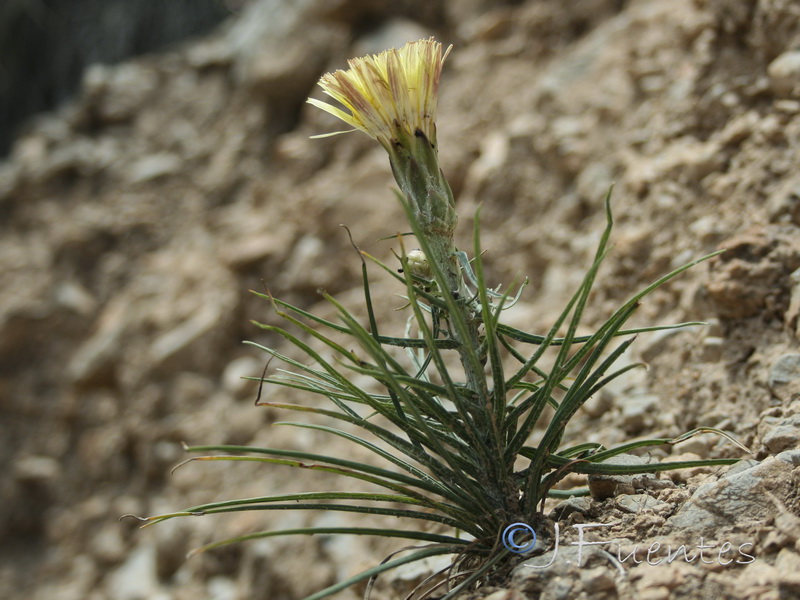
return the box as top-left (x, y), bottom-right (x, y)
top-left (768, 50), bottom-right (800, 97)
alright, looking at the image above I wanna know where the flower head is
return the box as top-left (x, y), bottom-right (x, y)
top-left (308, 38), bottom-right (451, 150)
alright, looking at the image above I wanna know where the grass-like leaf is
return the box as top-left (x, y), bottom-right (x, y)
top-left (139, 189), bottom-right (747, 600)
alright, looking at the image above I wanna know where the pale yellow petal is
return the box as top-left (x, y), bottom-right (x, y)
top-left (308, 38), bottom-right (449, 146)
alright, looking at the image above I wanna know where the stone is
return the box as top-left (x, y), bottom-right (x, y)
top-left (385, 553), bottom-right (455, 594)
top-left (353, 18), bottom-right (435, 57)
top-left (222, 355), bottom-right (263, 397)
top-left (581, 389), bottom-right (614, 418)
top-left (67, 297), bottom-right (129, 385)
top-left (13, 455), bottom-right (60, 482)
top-left (106, 544), bottom-right (164, 600)
top-left (762, 414), bottom-right (800, 453)
top-left (660, 452), bottom-right (715, 484)
top-left (767, 50), bottom-right (800, 97)
top-left (126, 153), bottom-right (182, 184)
top-left (460, 131), bottom-right (511, 200)
top-left (55, 281), bottom-right (97, 316)
top-left (588, 454), bottom-right (661, 500)
top-left (207, 577), bottom-right (239, 600)
top-left (638, 328), bottom-right (685, 364)
top-left (705, 225), bottom-right (800, 320)
top-left (615, 493), bottom-right (669, 514)
top-left (767, 175), bottom-right (800, 226)
top-left (777, 448), bottom-right (800, 467)
top-left (619, 393), bottom-right (660, 434)
top-left (226, 0), bottom-right (341, 103)
top-left (150, 304), bottom-right (225, 367)
top-left (689, 215), bottom-right (724, 244)
top-left (276, 235), bottom-right (331, 290)
top-left (638, 588), bottom-right (671, 600)
top-left (786, 267), bottom-right (800, 335)
top-left (481, 591), bottom-right (527, 600)
top-left (90, 523), bottom-right (127, 565)
top-left (667, 456), bottom-right (795, 534)
top-left (672, 435), bottom-right (711, 458)
top-left (221, 234), bottom-right (286, 270)
top-left (769, 354), bottom-right (800, 388)
top-left (579, 566), bottom-right (617, 592)
top-left (81, 63), bottom-right (159, 123)
top-left (512, 544), bottom-right (624, 597)
top-left (699, 336), bottom-right (724, 362)
top-left (550, 496), bottom-right (593, 520)
top-left (775, 548), bottom-right (800, 593)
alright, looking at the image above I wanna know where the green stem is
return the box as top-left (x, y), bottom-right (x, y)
top-left (389, 130), bottom-right (512, 522)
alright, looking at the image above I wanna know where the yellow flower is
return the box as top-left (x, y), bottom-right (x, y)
top-left (308, 38), bottom-right (451, 150)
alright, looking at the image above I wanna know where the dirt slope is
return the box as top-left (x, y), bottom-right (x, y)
top-left (1, 1), bottom-right (799, 598)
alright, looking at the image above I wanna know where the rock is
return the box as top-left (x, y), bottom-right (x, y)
top-left (576, 162), bottom-right (614, 201)
top-left (767, 50), bottom-right (800, 97)
top-left (208, 577), bottom-right (239, 600)
top-left (769, 353), bottom-right (800, 388)
top-left (459, 8), bottom-right (515, 43)
top-left (460, 131), bottom-right (511, 201)
top-left (150, 304), bottom-right (226, 368)
top-left (13, 455), bottom-right (60, 483)
top-left (723, 458), bottom-right (760, 476)
top-left (775, 548), bottom-right (800, 594)
top-left (767, 175), bottom-right (800, 226)
top-left (671, 435), bottom-right (711, 458)
top-left (638, 328), bottom-right (684, 364)
top-left (4, 1), bottom-right (800, 600)
top-left (186, 38), bottom-right (235, 69)
top-left (581, 389), bottom-right (614, 418)
top-left (512, 544), bottom-right (622, 597)
top-left (90, 523), bottom-right (127, 565)
top-left (689, 215), bottom-right (724, 244)
top-left (222, 355), bottom-right (263, 398)
top-left (81, 63), bottom-right (159, 124)
top-left (67, 297), bottom-right (129, 385)
top-left (550, 496), bottom-right (593, 520)
top-left (615, 494), bottom-right (669, 514)
top-left (483, 590), bottom-right (528, 600)
top-left (276, 235), bottom-right (334, 291)
top-left (699, 336), bottom-right (724, 362)
top-left (761, 413), bottom-right (800, 453)
top-left (637, 587), bottom-right (670, 600)
top-left (705, 225), bottom-right (800, 320)
top-left (588, 454), bottom-right (661, 500)
top-left (635, 562), bottom-right (688, 590)
top-left (618, 393), bottom-right (660, 434)
top-left (106, 544), bottom-right (165, 600)
top-left (667, 455), bottom-right (795, 534)
top-left (221, 234), bottom-right (286, 270)
top-left (625, 137), bottom-right (725, 189)
top-left (126, 153), bottom-right (182, 184)
top-left (55, 281), bottom-right (97, 316)
top-left (777, 448), bottom-right (800, 467)
top-left (579, 566), bottom-right (617, 592)
top-left (774, 503), bottom-right (800, 546)
top-left (31, 554), bottom-right (99, 600)
top-left (227, 0), bottom-right (342, 103)
top-left (380, 551), bottom-right (455, 600)
top-left (660, 452), bottom-right (715, 484)
top-left (785, 267), bottom-right (800, 336)
top-left (353, 18), bottom-right (435, 57)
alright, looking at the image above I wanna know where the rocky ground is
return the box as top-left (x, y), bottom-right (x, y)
top-left (2, 0), bottom-right (800, 599)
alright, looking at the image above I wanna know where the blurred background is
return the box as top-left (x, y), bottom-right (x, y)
top-left (2, 1), bottom-right (800, 599)
top-left (0, 0), bottom-right (236, 156)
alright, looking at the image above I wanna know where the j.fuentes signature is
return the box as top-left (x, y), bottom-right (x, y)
top-left (502, 522), bottom-right (755, 568)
